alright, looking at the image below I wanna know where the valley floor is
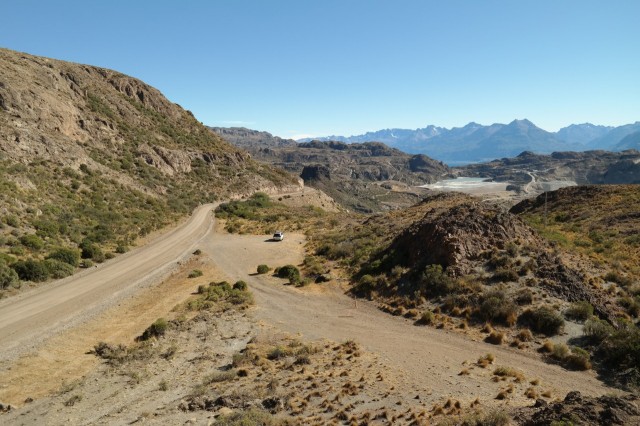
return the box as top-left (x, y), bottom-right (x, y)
top-left (0, 196), bottom-right (622, 424)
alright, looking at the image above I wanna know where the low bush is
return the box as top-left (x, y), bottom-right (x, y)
top-left (493, 267), bottom-right (519, 283)
top-left (597, 322), bottom-right (640, 374)
top-left (605, 271), bottom-right (633, 287)
top-left (80, 240), bottom-right (105, 262)
top-left (516, 329), bottom-right (534, 342)
top-left (43, 259), bottom-right (74, 279)
top-left (20, 234), bottom-right (45, 251)
top-left (188, 269), bottom-right (203, 278)
top-left (565, 301), bottom-right (594, 322)
top-left (584, 317), bottom-right (614, 343)
top-left (515, 288), bottom-right (534, 305)
top-left (485, 330), bottom-right (505, 345)
top-left (115, 245), bottom-right (129, 254)
top-left (417, 310), bottom-right (434, 325)
top-left (138, 318), bottom-right (168, 341)
top-left (12, 259), bottom-right (50, 282)
top-left (275, 264), bottom-right (300, 285)
top-left (80, 259), bottom-right (94, 268)
top-left (233, 280), bottom-right (248, 291)
top-left (479, 289), bottom-right (517, 326)
top-left (551, 342), bottom-right (570, 360)
top-left (0, 262), bottom-right (20, 289)
top-left (618, 296), bottom-right (640, 318)
top-left (47, 247), bottom-right (81, 267)
top-left (418, 264), bottom-right (461, 296)
top-left (519, 306), bottom-right (565, 336)
top-left (564, 347), bottom-right (592, 370)
top-left (256, 264), bottom-right (271, 274)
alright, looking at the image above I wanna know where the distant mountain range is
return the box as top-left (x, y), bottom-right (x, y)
top-left (299, 120), bottom-right (640, 164)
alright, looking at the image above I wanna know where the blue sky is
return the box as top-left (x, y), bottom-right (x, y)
top-left (2, 1), bottom-right (639, 139)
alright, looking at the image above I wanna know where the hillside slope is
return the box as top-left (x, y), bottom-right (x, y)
top-left (211, 127), bottom-right (451, 212)
top-left (0, 48), bottom-right (297, 294)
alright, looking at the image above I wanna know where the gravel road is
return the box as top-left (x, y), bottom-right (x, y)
top-left (0, 203), bottom-right (215, 364)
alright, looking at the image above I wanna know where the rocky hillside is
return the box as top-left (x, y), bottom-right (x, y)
top-left (212, 128), bottom-right (451, 212)
top-left (208, 126), bottom-right (297, 149)
top-left (457, 149), bottom-right (640, 187)
top-left (0, 48), bottom-right (297, 294)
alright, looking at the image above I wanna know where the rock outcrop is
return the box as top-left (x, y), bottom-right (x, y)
top-left (513, 391), bottom-right (640, 425)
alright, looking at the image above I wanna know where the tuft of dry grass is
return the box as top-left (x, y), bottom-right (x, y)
top-left (485, 330), bottom-right (505, 345)
top-left (477, 353), bottom-right (495, 368)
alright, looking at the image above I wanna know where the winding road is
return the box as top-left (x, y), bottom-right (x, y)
top-left (0, 203), bottom-right (215, 363)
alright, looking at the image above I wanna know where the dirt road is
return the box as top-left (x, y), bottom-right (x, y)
top-left (202, 231), bottom-right (615, 406)
top-left (0, 203), bottom-right (215, 363)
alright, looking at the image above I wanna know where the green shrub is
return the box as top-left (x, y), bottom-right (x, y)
top-left (80, 240), bottom-right (105, 262)
top-left (139, 318), bottom-right (168, 341)
top-left (619, 296), bottom-right (640, 317)
top-left (551, 342), bottom-right (569, 360)
top-left (115, 245), bottom-right (129, 254)
top-left (5, 215), bottom-right (19, 227)
top-left (188, 269), bottom-right (203, 278)
top-left (233, 280), bottom-right (247, 291)
top-left (80, 259), bottom-right (94, 268)
top-left (605, 271), bottom-right (633, 287)
top-left (43, 259), bottom-right (74, 279)
top-left (584, 317), bottom-right (614, 343)
top-left (515, 288), bottom-right (534, 305)
top-left (419, 264), bottom-right (458, 296)
top-left (479, 289), bottom-right (517, 326)
top-left (276, 264), bottom-right (300, 285)
top-left (12, 259), bottom-right (50, 282)
top-left (564, 347), bottom-right (592, 370)
top-left (493, 267), bottom-right (519, 283)
top-left (257, 264), bottom-right (271, 274)
top-left (356, 274), bottom-right (376, 294)
top-left (565, 301), bottom-right (594, 322)
top-left (0, 262), bottom-right (20, 289)
top-left (47, 247), bottom-right (81, 267)
top-left (19, 234), bottom-right (45, 251)
top-left (597, 322), bottom-right (640, 375)
top-left (519, 306), bottom-right (565, 336)
top-left (227, 288), bottom-right (253, 305)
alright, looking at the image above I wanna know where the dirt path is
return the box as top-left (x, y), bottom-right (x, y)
top-left (201, 230), bottom-right (616, 407)
top-left (0, 203), bottom-right (215, 364)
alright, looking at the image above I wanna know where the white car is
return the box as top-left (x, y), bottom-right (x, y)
top-left (272, 231), bottom-right (284, 241)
